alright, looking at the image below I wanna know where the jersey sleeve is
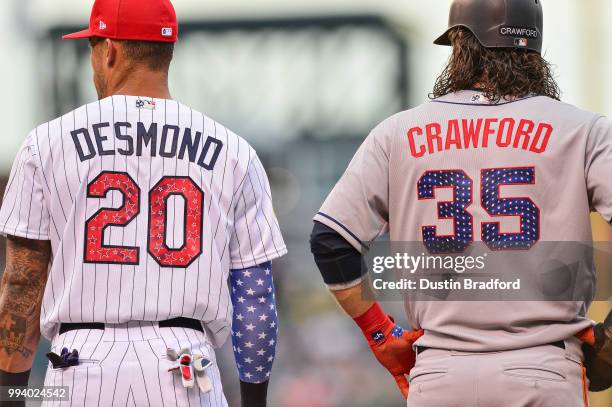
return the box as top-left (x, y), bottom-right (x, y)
top-left (0, 134), bottom-right (50, 240)
top-left (313, 123), bottom-right (390, 252)
top-left (229, 153), bottom-right (287, 269)
top-left (586, 116), bottom-right (612, 224)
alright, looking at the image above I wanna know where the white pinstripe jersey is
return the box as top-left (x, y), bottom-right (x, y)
top-left (0, 95), bottom-right (287, 347)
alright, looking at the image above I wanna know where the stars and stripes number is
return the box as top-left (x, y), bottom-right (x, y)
top-left (417, 167), bottom-right (539, 253)
top-left (84, 171), bottom-right (204, 267)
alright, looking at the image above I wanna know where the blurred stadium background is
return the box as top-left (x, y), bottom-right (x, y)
top-left (0, 0), bottom-right (610, 405)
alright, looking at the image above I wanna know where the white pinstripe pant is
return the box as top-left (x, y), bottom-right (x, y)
top-left (41, 322), bottom-right (228, 407)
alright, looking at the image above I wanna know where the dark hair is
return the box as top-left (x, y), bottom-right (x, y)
top-left (431, 28), bottom-right (560, 102)
top-left (89, 37), bottom-right (174, 71)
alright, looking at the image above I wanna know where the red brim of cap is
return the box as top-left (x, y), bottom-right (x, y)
top-left (63, 28), bottom-right (95, 40)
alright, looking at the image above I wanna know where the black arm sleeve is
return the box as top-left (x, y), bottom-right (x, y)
top-left (309, 221), bottom-right (367, 285)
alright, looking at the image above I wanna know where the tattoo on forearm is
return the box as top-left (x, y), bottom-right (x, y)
top-left (0, 314), bottom-right (33, 358)
top-left (0, 236), bottom-right (50, 362)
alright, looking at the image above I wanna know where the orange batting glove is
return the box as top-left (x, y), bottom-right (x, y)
top-left (576, 325), bottom-right (596, 347)
top-left (354, 303), bottom-right (424, 399)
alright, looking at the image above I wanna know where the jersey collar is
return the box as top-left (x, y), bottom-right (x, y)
top-left (431, 90), bottom-right (537, 106)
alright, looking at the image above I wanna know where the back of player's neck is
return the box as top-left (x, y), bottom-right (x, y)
top-left (105, 73), bottom-right (172, 100)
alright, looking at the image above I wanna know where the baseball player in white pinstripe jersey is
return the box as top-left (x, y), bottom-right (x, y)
top-left (0, 1), bottom-right (286, 406)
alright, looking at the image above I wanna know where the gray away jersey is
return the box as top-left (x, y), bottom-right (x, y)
top-left (0, 95), bottom-right (287, 347)
top-left (315, 90), bottom-right (612, 351)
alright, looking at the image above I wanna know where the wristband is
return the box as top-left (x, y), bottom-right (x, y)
top-left (353, 303), bottom-right (396, 346)
top-left (240, 380), bottom-right (268, 407)
top-left (0, 369), bottom-right (30, 386)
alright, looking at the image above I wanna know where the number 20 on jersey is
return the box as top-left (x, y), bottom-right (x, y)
top-left (84, 171), bottom-right (204, 268)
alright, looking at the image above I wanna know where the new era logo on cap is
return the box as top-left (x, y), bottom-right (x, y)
top-left (161, 27), bottom-right (173, 37)
top-left (99, 20), bottom-right (107, 30)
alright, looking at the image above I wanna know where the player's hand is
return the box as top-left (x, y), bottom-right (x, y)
top-left (354, 303), bottom-right (424, 399)
top-left (575, 312), bottom-right (612, 392)
top-left (576, 315), bottom-right (612, 365)
top-left (368, 321), bottom-right (424, 398)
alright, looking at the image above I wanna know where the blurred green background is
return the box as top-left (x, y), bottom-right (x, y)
top-left (0, 0), bottom-right (610, 405)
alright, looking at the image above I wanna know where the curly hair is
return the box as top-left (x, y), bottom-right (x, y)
top-left (431, 27), bottom-right (560, 102)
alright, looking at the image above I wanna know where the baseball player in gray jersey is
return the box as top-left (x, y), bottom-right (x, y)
top-left (0, 0), bottom-right (286, 406)
top-left (311, 0), bottom-right (611, 405)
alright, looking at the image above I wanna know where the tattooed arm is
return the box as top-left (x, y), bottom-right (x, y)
top-left (0, 235), bottom-right (50, 379)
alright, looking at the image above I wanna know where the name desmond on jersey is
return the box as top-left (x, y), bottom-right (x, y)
top-left (70, 121), bottom-right (223, 169)
top-left (407, 118), bottom-right (552, 158)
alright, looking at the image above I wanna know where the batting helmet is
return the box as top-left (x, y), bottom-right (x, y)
top-left (434, 0), bottom-right (543, 54)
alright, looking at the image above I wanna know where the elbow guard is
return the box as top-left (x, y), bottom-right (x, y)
top-left (310, 221), bottom-right (367, 285)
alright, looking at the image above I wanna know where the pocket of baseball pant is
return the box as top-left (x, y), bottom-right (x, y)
top-left (502, 364), bottom-right (566, 382)
top-left (409, 367), bottom-right (449, 384)
top-left (44, 363), bottom-right (103, 403)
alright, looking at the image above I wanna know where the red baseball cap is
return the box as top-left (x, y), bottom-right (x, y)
top-left (63, 0), bottom-right (178, 43)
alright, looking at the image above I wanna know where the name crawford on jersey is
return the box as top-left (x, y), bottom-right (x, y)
top-left (407, 117), bottom-right (552, 158)
top-left (70, 120), bottom-right (223, 169)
